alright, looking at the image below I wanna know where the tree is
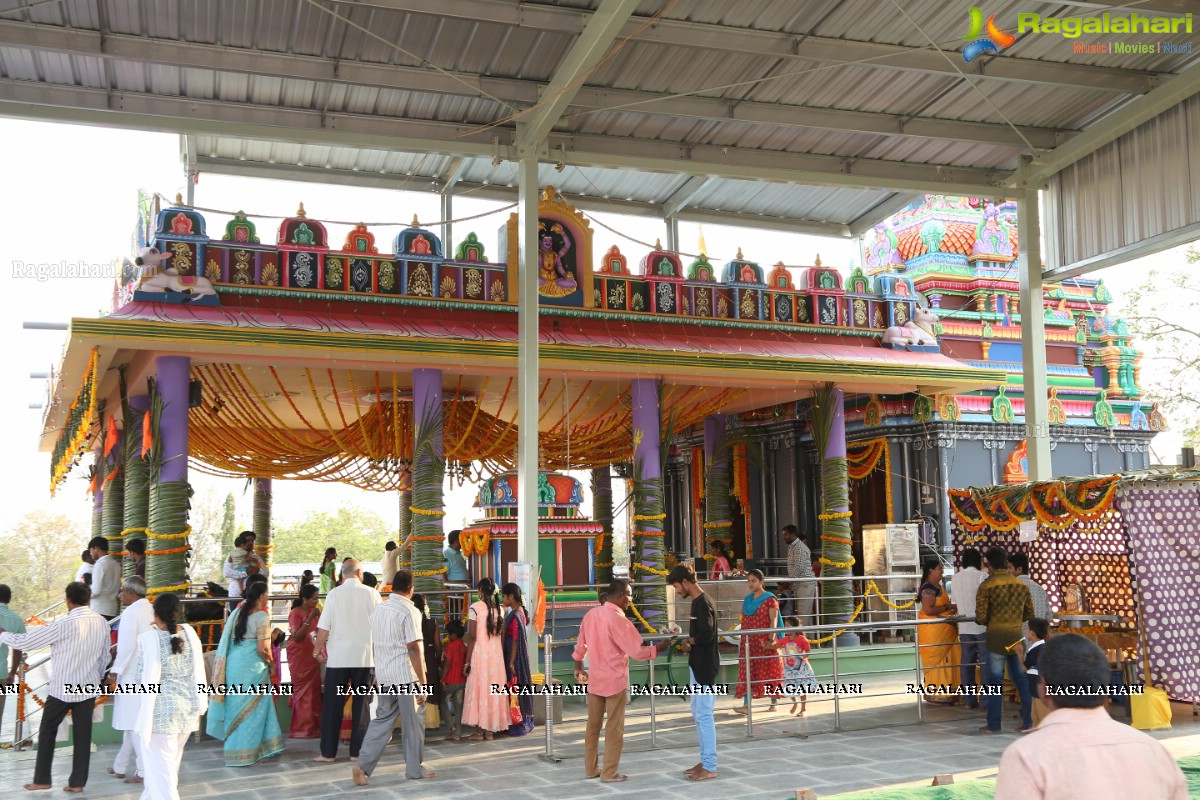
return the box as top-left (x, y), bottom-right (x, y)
top-left (221, 492), bottom-right (237, 545)
top-left (1122, 246), bottom-right (1200, 447)
top-left (188, 488), bottom-right (227, 585)
top-left (272, 505), bottom-right (391, 565)
top-left (0, 512), bottom-right (86, 618)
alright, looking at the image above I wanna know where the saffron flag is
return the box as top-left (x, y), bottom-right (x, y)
top-left (104, 416), bottom-right (119, 457)
top-left (141, 410), bottom-right (153, 457)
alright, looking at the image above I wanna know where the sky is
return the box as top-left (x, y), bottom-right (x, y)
top-left (0, 118), bottom-right (1193, 541)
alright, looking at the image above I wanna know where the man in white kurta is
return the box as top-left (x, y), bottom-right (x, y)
top-left (108, 577), bottom-right (155, 782)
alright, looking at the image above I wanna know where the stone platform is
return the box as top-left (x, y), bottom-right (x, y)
top-left (3, 686), bottom-right (1198, 799)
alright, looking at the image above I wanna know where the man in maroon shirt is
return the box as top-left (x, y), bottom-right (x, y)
top-left (572, 578), bottom-right (658, 783)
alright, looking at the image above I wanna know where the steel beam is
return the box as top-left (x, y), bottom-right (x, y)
top-left (0, 80), bottom-right (1006, 197)
top-left (848, 193), bottom-right (923, 238)
top-left (519, 0), bottom-right (640, 144)
top-left (1008, 63), bottom-right (1200, 188)
top-left (1042, 219), bottom-right (1200, 281)
top-left (440, 157), bottom-right (468, 194)
top-left (0, 20), bottom-right (1066, 148)
top-left (363, 0), bottom-right (1162, 93)
top-left (661, 176), bottom-right (714, 218)
top-left (1018, 189), bottom-right (1052, 482)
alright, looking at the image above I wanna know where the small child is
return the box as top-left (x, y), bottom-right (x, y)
top-left (441, 619), bottom-right (468, 741)
top-left (1024, 617), bottom-right (1049, 729)
top-left (774, 617), bottom-right (817, 716)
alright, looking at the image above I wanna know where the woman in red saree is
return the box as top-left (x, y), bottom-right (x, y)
top-left (734, 569), bottom-right (783, 713)
top-left (286, 584), bottom-right (322, 738)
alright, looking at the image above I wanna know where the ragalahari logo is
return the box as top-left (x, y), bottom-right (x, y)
top-left (962, 7), bottom-right (1016, 62)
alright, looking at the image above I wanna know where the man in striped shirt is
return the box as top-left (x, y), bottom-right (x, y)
top-left (0, 581), bottom-right (110, 792)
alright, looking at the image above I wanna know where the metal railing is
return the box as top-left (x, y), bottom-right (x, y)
top-left (538, 612), bottom-right (976, 762)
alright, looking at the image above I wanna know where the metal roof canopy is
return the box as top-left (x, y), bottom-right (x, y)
top-left (0, 0), bottom-right (1198, 247)
top-left (7, 0), bottom-right (1200, 495)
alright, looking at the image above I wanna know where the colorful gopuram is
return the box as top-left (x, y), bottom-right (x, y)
top-left (43, 186), bottom-right (1158, 636)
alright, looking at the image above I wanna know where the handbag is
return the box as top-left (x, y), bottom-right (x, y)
top-left (424, 700), bottom-right (441, 729)
top-left (508, 677), bottom-right (523, 726)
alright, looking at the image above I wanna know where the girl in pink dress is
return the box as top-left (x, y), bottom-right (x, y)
top-left (462, 578), bottom-right (510, 740)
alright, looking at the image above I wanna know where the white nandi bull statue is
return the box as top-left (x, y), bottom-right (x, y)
top-left (124, 246), bottom-right (218, 303)
top-left (881, 304), bottom-right (940, 351)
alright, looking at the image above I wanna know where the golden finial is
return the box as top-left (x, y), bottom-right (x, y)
top-left (736, 247), bottom-right (744, 260)
top-left (775, 261), bottom-right (785, 267)
top-left (698, 225), bottom-right (707, 257)
top-left (815, 253), bottom-right (822, 267)
top-left (174, 193), bottom-right (184, 206)
top-left (655, 238), bottom-right (662, 250)
top-left (412, 214), bottom-right (421, 228)
top-left (296, 203), bottom-right (307, 218)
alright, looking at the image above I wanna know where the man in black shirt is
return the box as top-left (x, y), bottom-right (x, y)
top-left (667, 563), bottom-right (719, 782)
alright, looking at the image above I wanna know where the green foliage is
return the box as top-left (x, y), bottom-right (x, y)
top-left (1121, 247), bottom-right (1200, 448)
top-left (0, 512), bottom-right (86, 618)
top-left (221, 492), bottom-right (237, 543)
top-left (272, 505), bottom-right (392, 565)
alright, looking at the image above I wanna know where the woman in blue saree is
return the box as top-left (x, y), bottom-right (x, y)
top-left (500, 583), bottom-right (535, 736)
top-left (206, 582), bottom-right (285, 766)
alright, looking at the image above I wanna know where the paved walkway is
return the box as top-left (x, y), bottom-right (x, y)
top-left (4, 690), bottom-right (1199, 799)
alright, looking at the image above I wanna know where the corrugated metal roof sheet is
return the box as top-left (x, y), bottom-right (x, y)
top-left (1, 0), bottom-right (1197, 235)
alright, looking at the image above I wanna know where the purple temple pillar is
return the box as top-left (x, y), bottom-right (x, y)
top-left (151, 356), bottom-right (191, 593)
top-left (156, 357), bottom-right (190, 484)
top-left (817, 385), bottom-right (857, 646)
top-left (412, 368), bottom-right (446, 615)
top-left (631, 378), bottom-right (666, 624)
top-left (823, 387), bottom-right (847, 463)
top-left (703, 414), bottom-right (726, 466)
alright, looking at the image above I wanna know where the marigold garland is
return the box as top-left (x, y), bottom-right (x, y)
top-left (628, 598), bottom-right (659, 634)
top-left (632, 512), bottom-right (667, 522)
top-left (631, 562), bottom-right (670, 577)
top-left (409, 506), bottom-right (447, 517)
top-left (819, 556), bottom-right (856, 569)
top-left (473, 529), bottom-right (490, 555)
top-left (818, 511), bottom-right (853, 521)
top-left (147, 526), bottom-right (191, 541)
top-left (822, 535), bottom-right (853, 546)
top-left (413, 567), bottom-right (448, 577)
top-left (865, 579), bottom-right (917, 610)
top-left (50, 347), bottom-right (101, 495)
top-left (808, 601), bottom-right (865, 645)
top-left (146, 545), bottom-right (191, 556)
top-left (147, 581), bottom-right (190, 597)
top-left (846, 438), bottom-right (887, 480)
top-left (948, 476), bottom-right (1121, 535)
top-left (702, 520), bottom-right (733, 529)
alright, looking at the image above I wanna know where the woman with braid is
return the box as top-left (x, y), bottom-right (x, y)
top-left (131, 593), bottom-right (207, 800)
top-left (462, 578), bottom-right (509, 740)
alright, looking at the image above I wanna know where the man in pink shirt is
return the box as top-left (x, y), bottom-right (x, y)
top-left (996, 633), bottom-right (1186, 800)
top-left (572, 578), bottom-right (658, 783)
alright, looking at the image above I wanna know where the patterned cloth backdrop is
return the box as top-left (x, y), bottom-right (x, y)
top-left (950, 512), bottom-right (1136, 630)
top-left (1117, 482), bottom-right (1200, 698)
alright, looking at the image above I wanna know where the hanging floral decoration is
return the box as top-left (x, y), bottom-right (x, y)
top-left (948, 475), bottom-right (1120, 533)
top-left (846, 438), bottom-right (887, 480)
top-left (51, 348), bottom-right (102, 495)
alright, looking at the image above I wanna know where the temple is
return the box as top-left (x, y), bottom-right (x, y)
top-left (41, 189), bottom-right (1158, 629)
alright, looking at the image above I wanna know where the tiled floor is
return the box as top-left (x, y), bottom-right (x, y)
top-left (3, 686), bottom-right (1198, 798)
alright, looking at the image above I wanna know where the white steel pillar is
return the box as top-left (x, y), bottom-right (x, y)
top-left (1018, 189), bottom-right (1052, 481)
top-left (441, 192), bottom-right (454, 257)
top-left (516, 123), bottom-right (541, 655)
top-left (665, 217), bottom-right (680, 253)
